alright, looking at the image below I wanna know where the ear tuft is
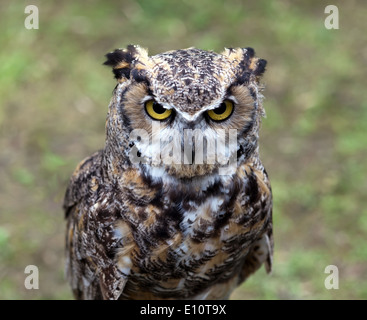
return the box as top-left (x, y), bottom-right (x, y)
top-left (253, 58), bottom-right (267, 77)
top-left (103, 45), bottom-right (147, 81)
top-left (244, 47), bottom-right (255, 59)
top-left (221, 47), bottom-right (267, 85)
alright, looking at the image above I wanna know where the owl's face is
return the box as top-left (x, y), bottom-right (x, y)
top-left (104, 46), bottom-right (266, 179)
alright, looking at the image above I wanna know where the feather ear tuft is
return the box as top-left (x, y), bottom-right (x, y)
top-left (103, 45), bottom-right (148, 81)
top-left (221, 47), bottom-right (267, 84)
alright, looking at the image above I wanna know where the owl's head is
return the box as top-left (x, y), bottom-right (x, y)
top-left (103, 45), bottom-right (267, 180)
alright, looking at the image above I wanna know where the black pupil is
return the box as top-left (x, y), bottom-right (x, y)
top-left (213, 103), bottom-right (227, 115)
top-left (153, 102), bottom-right (166, 114)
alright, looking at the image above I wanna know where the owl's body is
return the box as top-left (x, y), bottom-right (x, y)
top-left (64, 46), bottom-right (273, 300)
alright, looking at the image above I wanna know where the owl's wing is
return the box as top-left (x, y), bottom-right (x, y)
top-left (63, 151), bottom-right (127, 300)
top-left (239, 228), bottom-right (273, 283)
top-left (63, 151), bottom-right (102, 218)
top-left (238, 169), bottom-right (274, 283)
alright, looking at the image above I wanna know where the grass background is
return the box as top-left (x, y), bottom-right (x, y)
top-left (0, 0), bottom-right (366, 299)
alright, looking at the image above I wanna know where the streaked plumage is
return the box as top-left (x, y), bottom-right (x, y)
top-left (64, 45), bottom-right (273, 300)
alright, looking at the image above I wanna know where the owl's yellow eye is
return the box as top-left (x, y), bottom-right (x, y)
top-left (145, 100), bottom-right (172, 120)
top-left (207, 100), bottom-right (234, 121)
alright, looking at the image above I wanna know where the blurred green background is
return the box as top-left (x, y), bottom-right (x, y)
top-left (0, 0), bottom-right (366, 300)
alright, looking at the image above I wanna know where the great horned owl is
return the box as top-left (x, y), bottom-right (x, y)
top-left (64, 45), bottom-right (273, 300)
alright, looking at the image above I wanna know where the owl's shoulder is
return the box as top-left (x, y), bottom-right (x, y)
top-left (63, 150), bottom-right (103, 217)
top-left (64, 150), bottom-right (128, 299)
top-left (236, 161), bottom-right (273, 281)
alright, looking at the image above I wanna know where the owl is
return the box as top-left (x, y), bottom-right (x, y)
top-left (63, 45), bottom-right (273, 300)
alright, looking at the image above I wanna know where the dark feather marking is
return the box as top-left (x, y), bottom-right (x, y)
top-left (131, 69), bottom-right (151, 86)
top-left (245, 47), bottom-right (255, 59)
top-left (104, 45), bottom-right (139, 79)
top-left (113, 68), bottom-right (131, 80)
top-left (239, 109), bottom-right (257, 138)
top-left (248, 87), bottom-right (257, 100)
top-left (254, 59), bottom-right (267, 76)
top-left (103, 46), bottom-right (136, 67)
top-left (233, 72), bottom-right (251, 86)
top-left (246, 170), bottom-right (260, 205)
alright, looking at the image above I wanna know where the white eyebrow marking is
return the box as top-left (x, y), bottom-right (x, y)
top-left (141, 95), bottom-right (154, 104)
top-left (142, 96), bottom-right (174, 109)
